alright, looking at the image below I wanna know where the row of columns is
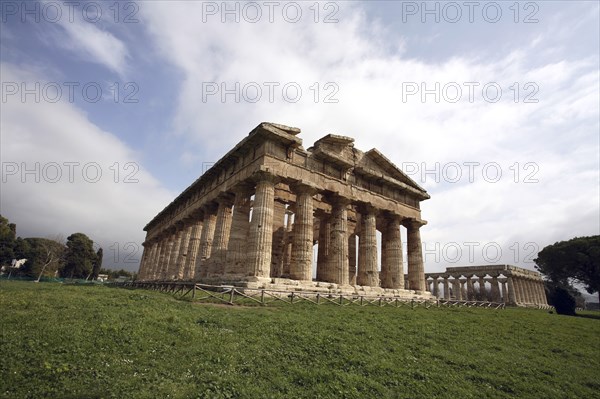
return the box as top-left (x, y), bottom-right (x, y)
top-left (138, 172), bottom-right (427, 291)
top-left (508, 276), bottom-right (547, 305)
top-left (312, 202), bottom-right (425, 290)
top-left (424, 274), bottom-right (547, 305)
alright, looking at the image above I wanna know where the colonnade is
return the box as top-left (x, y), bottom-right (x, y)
top-left (138, 172), bottom-right (428, 291)
top-left (423, 266), bottom-right (548, 306)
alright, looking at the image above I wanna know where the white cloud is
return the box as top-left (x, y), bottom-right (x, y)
top-left (140, 2), bottom-right (599, 273)
top-left (0, 63), bottom-right (174, 270)
top-left (2, 1), bottom-right (597, 277)
top-left (51, 8), bottom-right (130, 78)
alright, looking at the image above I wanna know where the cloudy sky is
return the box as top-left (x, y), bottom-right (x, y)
top-left (1, 1), bottom-right (598, 273)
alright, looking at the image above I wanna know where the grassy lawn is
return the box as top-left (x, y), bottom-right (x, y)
top-left (1, 281), bottom-right (599, 399)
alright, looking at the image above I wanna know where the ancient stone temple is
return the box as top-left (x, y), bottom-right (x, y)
top-left (425, 265), bottom-right (549, 307)
top-left (137, 122), bottom-right (431, 297)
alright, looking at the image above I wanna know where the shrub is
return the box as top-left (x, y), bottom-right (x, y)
top-left (547, 286), bottom-right (576, 315)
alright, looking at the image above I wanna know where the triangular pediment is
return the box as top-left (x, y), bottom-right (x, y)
top-left (360, 149), bottom-right (427, 195)
top-left (306, 134), bottom-right (429, 199)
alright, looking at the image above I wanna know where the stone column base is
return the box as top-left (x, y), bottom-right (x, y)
top-left (194, 276), bottom-right (435, 299)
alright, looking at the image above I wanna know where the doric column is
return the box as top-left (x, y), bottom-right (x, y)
top-left (162, 235), bottom-right (174, 280)
top-left (512, 277), bottom-right (521, 303)
top-left (144, 241), bottom-right (158, 280)
top-left (533, 280), bottom-right (542, 304)
top-left (140, 242), bottom-right (152, 280)
top-left (380, 228), bottom-right (391, 288)
top-left (357, 205), bottom-right (378, 287)
top-left (461, 279), bottom-right (468, 299)
top-left (183, 219), bottom-right (203, 280)
top-left (141, 242), bottom-right (150, 280)
top-left (530, 280), bottom-right (540, 305)
top-left (165, 230), bottom-right (177, 280)
top-left (522, 279), bottom-right (531, 303)
top-left (348, 233), bottom-right (357, 285)
top-left (329, 196), bottom-right (350, 285)
top-left (452, 278), bottom-right (462, 300)
top-left (406, 219), bottom-right (426, 291)
top-left (165, 232), bottom-right (177, 280)
top-left (147, 241), bottom-right (159, 280)
top-left (270, 200), bottom-right (287, 278)
top-left (158, 233), bottom-right (170, 280)
top-left (225, 185), bottom-right (252, 277)
top-left (166, 228), bottom-right (184, 280)
top-left (316, 215), bottom-right (330, 282)
top-left (282, 209), bottom-right (293, 277)
top-left (531, 280), bottom-right (539, 304)
top-left (533, 280), bottom-right (541, 304)
top-left (491, 276), bottom-right (501, 302)
top-left (443, 277), bottom-right (450, 300)
top-left (512, 277), bottom-right (519, 303)
top-left (506, 276), bottom-right (517, 304)
top-left (529, 279), bottom-right (540, 305)
top-left (155, 237), bottom-right (166, 280)
top-left (520, 278), bottom-right (528, 303)
top-left (501, 279), bottom-right (508, 303)
top-left (432, 279), bottom-right (439, 297)
top-left (529, 279), bottom-right (539, 304)
top-left (171, 228), bottom-right (185, 279)
top-left (160, 232), bottom-right (175, 280)
top-left (154, 239), bottom-right (166, 280)
top-left (138, 241), bottom-right (154, 280)
top-left (356, 220), bottom-right (365, 286)
top-left (478, 275), bottom-right (487, 301)
top-left (206, 195), bottom-right (234, 277)
top-left (466, 276), bottom-right (475, 300)
top-left (138, 244), bottom-right (148, 280)
top-left (157, 238), bottom-right (169, 280)
top-left (290, 183), bottom-right (316, 281)
top-left (537, 280), bottom-right (545, 305)
top-left (170, 230), bottom-right (183, 281)
top-left (153, 240), bottom-right (162, 279)
top-left (196, 204), bottom-right (218, 279)
top-left (381, 214), bottom-right (403, 289)
top-left (175, 224), bottom-right (192, 280)
top-left (247, 172), bottom-right (276, 279)
top-left (516, 278), bottom-right (526, 303)
top-left (523, 278), bottom-right (532, 303)
top-left (540, 281), bottom-right (548, 305)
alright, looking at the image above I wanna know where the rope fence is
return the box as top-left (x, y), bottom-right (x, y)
top-left (112, 281), bottom-right (508, 310)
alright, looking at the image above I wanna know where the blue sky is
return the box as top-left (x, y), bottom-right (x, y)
top-left (1, 1), bottom-right (598, 273)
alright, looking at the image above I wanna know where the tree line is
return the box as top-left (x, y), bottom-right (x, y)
top-left (0, 215), bottom-right (132, 281)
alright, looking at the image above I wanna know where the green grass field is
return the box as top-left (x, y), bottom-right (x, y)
top-left (1, 281), bottom-right (599, 399)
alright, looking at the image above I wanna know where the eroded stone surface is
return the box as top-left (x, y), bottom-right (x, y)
top-left (138, 123), bottom-right (431, 298)
top-left (425, 264), bottom-right (549, 307)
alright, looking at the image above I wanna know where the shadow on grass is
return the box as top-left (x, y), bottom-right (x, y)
top-left (575, 312), bottom-right (600, 320)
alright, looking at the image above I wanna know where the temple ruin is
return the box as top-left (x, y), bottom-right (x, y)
top-left (424, 265), bottom-right (549, 307)
top-left (137, 122), bottom-right (432, 298)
